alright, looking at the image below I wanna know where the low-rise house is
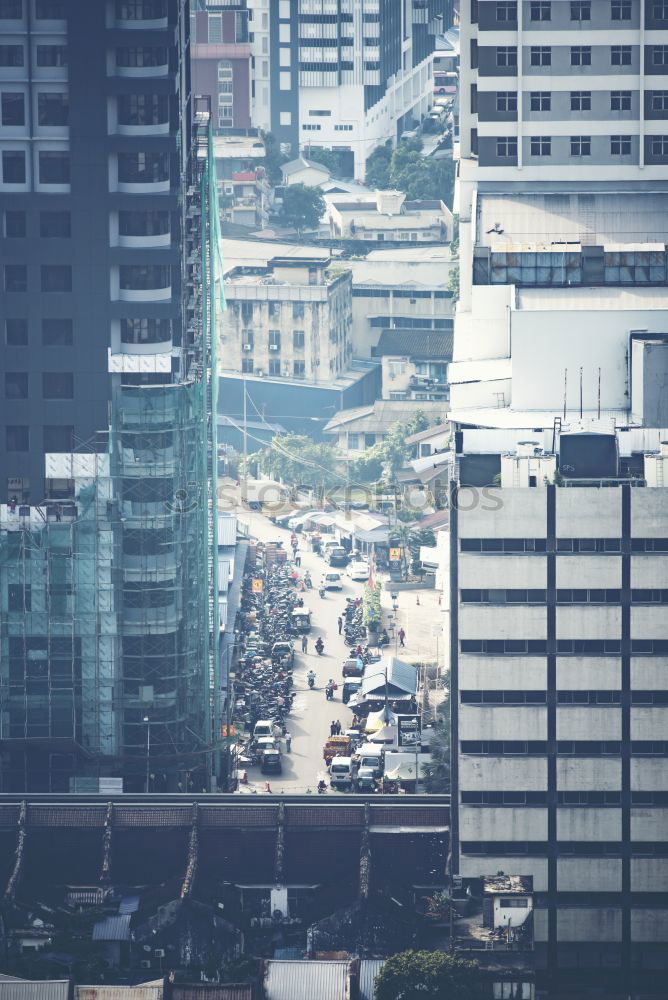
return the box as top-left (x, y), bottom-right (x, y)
top-left (221, 169), bottom-right (270, 230)
top-left (324, 400), bottom-right (445, 458)
top-left (281, 157), bottom-right (331, 188)
top-left (328, 190), bottom-right (453, 244)
top-left (372, 330), bottom-right (452, 401)
top-left (405, 422), bottom-right (451, 458)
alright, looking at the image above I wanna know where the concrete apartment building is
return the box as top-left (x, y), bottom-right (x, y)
top-left (0, 1), bottom-right (219, 792)
top-left (221, 255), bottom-right (353, 381)
top-left (327, 188), bottom-right (453, 242)
top-left (450, 430), bottom-right (668, 999)
top-left (190, 1), bottom-right (252, 131)
top-left (268, 0), bottom-right (449, 176)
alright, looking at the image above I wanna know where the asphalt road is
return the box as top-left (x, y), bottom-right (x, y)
top-left (238, 509), bottom-right (365, 794)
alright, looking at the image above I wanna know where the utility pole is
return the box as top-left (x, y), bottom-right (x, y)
top-left (143, 715), bottom-right (150, 793)
top-left (242, 373), bottom-right (248, 503)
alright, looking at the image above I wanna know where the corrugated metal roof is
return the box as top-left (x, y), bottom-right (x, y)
top-left (359, 959), bottom-right (385, 1000)
top-left (76, 988), bottom-right (162, 1000)
top-left (118, 896), bottom-right (140, 914)
top-left (92, 914), bottom-right (131, 942)
top-left (0, 983), bottom-right (70, 1000)
top-left (264, 960), bottom-right (349, 1000)
top-left (361, 657), bottom-right (417, 697)
top-left (171, 987), bottom-right (252, 1000)
top-left (217, 514), bottom-right (237, 547)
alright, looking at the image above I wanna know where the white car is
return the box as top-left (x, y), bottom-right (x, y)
top-left (323, 572), bottom-right (343, 590)
top-left (347, 561), bottom-right (369, 582)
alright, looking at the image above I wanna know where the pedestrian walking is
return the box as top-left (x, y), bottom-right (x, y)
top-left (334, 720), bottom-right (341, 735)
top-left (330, 720), bottom-right (337, 736)
top-left (295, 551), bottom-right (301, 567)
top-left (398, 627), bottom-right (406, 647)
top-left (285, 732), bottom-right (292, 752)
top-left (337, 616), bottom-right (343, 635)
top-left (301, 635), bottom-right (308, 654)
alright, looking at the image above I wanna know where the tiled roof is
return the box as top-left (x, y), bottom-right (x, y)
top-left (373, 330), bottom-right (453, 359)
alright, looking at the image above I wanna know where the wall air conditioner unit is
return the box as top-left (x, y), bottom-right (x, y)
top-left (269, 344), bottom-right (279, 351)
top-left (256, 369), bottom-right (264, 377)
top-left (140, 961), bottom-right (151, 970)
top-left (242, 343), bottom-right (252, 351)
top-left (154, 949), bottom-right (165, 958)
top-left (224, 185), bottom-right (234, 195)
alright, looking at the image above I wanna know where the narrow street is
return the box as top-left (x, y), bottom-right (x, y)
top-left (236, 508), bottom-right (363, 793)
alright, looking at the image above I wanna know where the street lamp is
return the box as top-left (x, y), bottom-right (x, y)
top-left (143, 715), bottom-right (150, 794)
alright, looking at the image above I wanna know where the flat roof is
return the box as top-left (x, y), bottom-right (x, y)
top-left (477, 191), bottom-right (668, 249)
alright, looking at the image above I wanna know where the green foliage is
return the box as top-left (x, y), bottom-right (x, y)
top-left (374, 950), bottom-right (486, 1000)
top-left (251, 434), bottom-right (340, 490)
top-left (306, 146), bottom-right (350, 177)
top-left (448, 212), bottom-right (460, 303)
top-left (365, 141), bottom-right (393, 188)
top-left (422, 687), bottom-right (450, 793)
top-left (362, 581), bottom-right (382, 629)
top-left (262, 131), bottom-right (287, 186)
top-left (280, 183), bottom-right (326, 233)
top-left (348, 449), bottom-right (385, 484)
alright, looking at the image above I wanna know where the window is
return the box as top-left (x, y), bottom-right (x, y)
top-left (632, 588), bottom-right (668, 603)
top-left (2, 149), bottom-right (24, 182)
top-left (4, 210), bottom-right (25, 236)
top-left (5, 372), bottom-right (28, 398)
top-left (293, 330), bottom-right (305, 349)
top-left (119, 264), bottom-right (170, 290)
top-left (5, 264), bottom-right (26, 292)
top-left (496, 136), bottom-right (517, 157)
top-left (570, 135), bottom-right (591, 156)
top-left (558, 791), bottom-right (621, 805)
top-left (37, 92), bottom-right (68, 125)
top-left (40, 211), bottom-right (70, 237)
top-left (41, 318), bottom-right (72, 345)
top-left (461, 690), bottom-right (547, 704)
top-left (557, 741), bottom-right (621, 755)
top-left (461, 639), bottom-right (548, 654)
top-left (116, 46), bottom-right (167, 67)
top-left (557, 588), bottom-right (621, 603)
top-left (0, 0), bottom-right (22, 15)
top-left (612, 45), bottom-right (632, 65)
top-left (530, 136), bottom-right (551, 156)
top-left (268, 330), bottom-right (281, 351)
top-left (42, 372), bottom-right (73, 399)
top-left (292, 302), bottom-right (304, 319)
top-left (530, 0), bottom-right (550, 18)
top-left (571, 45), bottom-right (591, 65)
top-left (1, 91), bottom-right (24, 125)
top-left (5, 319), bottom-right (28, 345)
top-left (36, 45), bottom-right (67, 66)
top-left (38, 150), bottom-right (70, 183)
top-left (41, 264), bottom-right (71, 292)
top-left (496, 91), bottom-right (517, 112)
top-left (0, 45), bottom-right (23, 65)
top-left (461, 741), bottom-right (548, 755)
top-left (302, 124), bottom-right (321, 131)
top-left (8, 583), bottom-right (31, 611)
top-left (653, 46), bottom-right (668, 64)
top-left (571, 0), bottom-right (590, 17)
top-left (557, 690), bottom-right (621, 704)
top-left (293, 360), bottom-right (305, 377)
top-left (461, 537), bottom-right (547, 553)
top-left (241, 358), bottom-right (253, 374)
top-left (120, 318), bottom-right (170, 344)
top-left (556, 639), bottom-right (621, 653)
top-left (462, 791), bottom-right (547, 805)
top-left (35, 0), bottom-right (64, 15)
top-left (117, 93), bottom-right (168, 126)
top-left (6, 425), bottom-right (28, 451)
top-left (118, 209), bottom-right (169, 236)
top-left (571, 91), bottom-right (591, 111)
top-left (309, 109), bottom-right (331, 117)
top-left (611, 134), bottom-right (631, 154)
top-left (334, 124), bottom-right (353, 131)
top-left (611, 0), bottom-right (631, 17)
top-left (118, 151), bottom-right (169, 183)
top-left (496, 1), bottom-right (517, 20)
top-left (530, 91), bottom-right (551, 112)
top-left (496, 47), bottom-right (517, 67)
top-left (653, 1), bottom-right (668, 16)
top-left (651, 90), bottom-right (668, 110)
top-left (43, 425), bottom-right (73, 452)
top-left (651, 135), bottom-right (668, 155)
top-left (557, 537), bottom-right (621, 552)
top-left (268, 359), bottom-right (281, 376)
top-left (530, 46), bottom-right (551, 66)
top-left (611, 90), bottom-right (632, 110)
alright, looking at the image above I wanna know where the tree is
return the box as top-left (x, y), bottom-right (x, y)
top-left (389, 149), bottom-right (455, 206)
top-left (262, 131), bottom-right (288, 185)
top-left (307, 146), bottom-right (349, 177)
top-left (365, 141), bottom-right (393, 189)
top-left (374, 950), bottom-right (486, 1000)
top-left (280, 183), bottom-right (326, 234)
top-left (422, 688), bottom-right (450, 793)
top-left (250, 433), bottom-right (340, 491)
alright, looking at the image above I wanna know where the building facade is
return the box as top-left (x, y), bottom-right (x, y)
top-left (0, 0), bottom-right (219, 792)
top-left (190, 1), bottom-right (252, 131)
top-left (221, 255), bottom-right (353, 382)
top-left (269, 0), bottom-right (449, 176)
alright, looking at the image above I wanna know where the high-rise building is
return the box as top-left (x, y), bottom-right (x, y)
top-left (0, 0), bottom-right (220, 793)
top-left (459, 0), bottom-right (668, 180)
top-left (269, 0), bottom-right (448, 177)
top-left (450, 435), bottom-right (668, 998)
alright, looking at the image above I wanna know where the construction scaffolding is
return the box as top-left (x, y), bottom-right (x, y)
top-left (0, 111), bottom-right (222, 793)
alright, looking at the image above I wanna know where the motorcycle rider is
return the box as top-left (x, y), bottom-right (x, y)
top-left (304, 570), bottom-right (312, 588)
top-left (315, 636), bottom-right (324, 655)
top-left (307, 669), bottom-right (316, 688)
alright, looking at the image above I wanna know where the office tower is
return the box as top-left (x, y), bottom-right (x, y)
top-left (0, 0), bottom-right (220, 793)
top-left (459, 0), bottom-right (668, 177)
top-left (450, 436), bottom-right (668, 998)
top-left (269, 0), bottom-right (448, 176)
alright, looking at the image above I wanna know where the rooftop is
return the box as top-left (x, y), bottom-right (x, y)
top-left (324, 399), bottom-right (445, 432)
top-left (373, 329), bottom-right (454, 359)
top-left (405, 421), bottom-right (450, 445)
top-left (0, 984), bottom-right (70, 1000)
top-left (282, 156), bottom-right (331, 178)
top-left (516, 286), bottom-right (668, 311)
top-left (483, 874), bottom-right (533, 895)
top-left (477, 191), bottom-right (668, 249)
top-left (212, 135), bottom-right (265, 160)
top-left (263, 960), bottom-right (348, 1000)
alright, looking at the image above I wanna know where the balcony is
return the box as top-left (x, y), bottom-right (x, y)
top-left (114, 2), bottom-right (168, 30)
